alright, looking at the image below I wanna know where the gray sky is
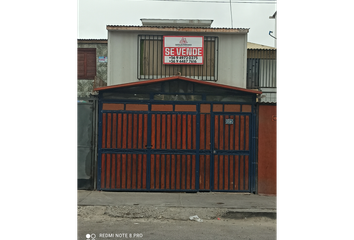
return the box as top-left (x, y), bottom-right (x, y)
top-left (78, 0), bottom-right (277, 47)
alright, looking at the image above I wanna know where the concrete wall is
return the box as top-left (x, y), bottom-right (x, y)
top-left (78, 42), bottom-right (108, 97)
top-left (107, 30), bottom-right (247, 88)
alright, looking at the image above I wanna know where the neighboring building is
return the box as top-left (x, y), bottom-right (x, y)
top-left (77, 39), bottom-right (107, 190)
top-left (246, 42), bottom-right (277, 195)
top-left (77, 39), bottom-right (108, 97)
top-left (247, 12), bottom-right (279, 196)
top-left (269, 11), bottom-right (279, 197)
top-left (246, 42), bottom-right (276, 103)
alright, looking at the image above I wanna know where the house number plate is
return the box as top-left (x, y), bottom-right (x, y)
top-left (225, 119), bottom-right (234, 124)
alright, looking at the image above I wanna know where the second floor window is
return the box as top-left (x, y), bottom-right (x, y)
top-left (78, 48), bottom-right (96, 80)
top-left (137, 35), bottom-right (218, 81)
top-left (246, 49), bottom-right (276, 89)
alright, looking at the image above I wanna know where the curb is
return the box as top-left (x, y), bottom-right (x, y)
top-left (222, 211), bottom-right (276, 220)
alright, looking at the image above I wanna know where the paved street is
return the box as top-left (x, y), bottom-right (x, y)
top-left (78, 191), bottom-right (276, 240)
top-left (78, 212), bottom-right (276, 240)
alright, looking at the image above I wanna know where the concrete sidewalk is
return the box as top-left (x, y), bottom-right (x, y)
top-left (78, 190), bottom-right (276, 218)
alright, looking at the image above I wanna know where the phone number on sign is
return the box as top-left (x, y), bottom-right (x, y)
top-left (167, 56), bottom-right (200, 63)
top-left (169, 56), bottom-right (199, 60)
top-left (168, 60), bottom-right (199, 63)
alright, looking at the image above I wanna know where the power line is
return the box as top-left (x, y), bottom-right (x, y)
top-left (142, 0), bottom-right (276, 4)
top-left (230, 0), bottom-right (234, 28)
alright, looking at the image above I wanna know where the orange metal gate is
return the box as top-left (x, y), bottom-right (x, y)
top-left (98, 102), bottom-right (255, 192)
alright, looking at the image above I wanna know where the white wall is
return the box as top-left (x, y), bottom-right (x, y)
top-left (108, 30), bottom-right (247, 88)
top-left (259, 87), bottom-right (276, 103)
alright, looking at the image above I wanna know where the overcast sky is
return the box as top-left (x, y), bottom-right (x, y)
top-left (78, 0), bottom-right (277, 47)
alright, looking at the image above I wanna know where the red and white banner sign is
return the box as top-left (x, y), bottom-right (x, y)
top-left (163, 36), bottom-right (204, 65)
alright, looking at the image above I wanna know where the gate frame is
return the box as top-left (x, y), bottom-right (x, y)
top-left (97, 100), bottom-right (257, 193)
top-left (95, 77), bottom-right (260, 193)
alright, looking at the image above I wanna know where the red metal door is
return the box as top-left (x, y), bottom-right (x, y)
top-left (149, 111), bottom-right (197, 191)
top-left (212, 114), bottom-right (251, 191)
top-left (99, 104), bottom-right (149, 190)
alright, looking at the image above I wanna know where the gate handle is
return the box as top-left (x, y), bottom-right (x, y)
top-left (145, 145), bottom-right (153, 149)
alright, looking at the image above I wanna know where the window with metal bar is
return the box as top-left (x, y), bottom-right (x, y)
top-left (137, 35), bottom-right (218, 81)
top-left (247, 49), bottom-right (276, 89)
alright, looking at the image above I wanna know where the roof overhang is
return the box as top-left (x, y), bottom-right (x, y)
top-left (94, 76), bottom-right (262, 94)
top-left (77, 39), bottom-right (107, 44)
top-left (106, 25), bottom-right (249, 34)
top-left (141, 19), bottom-right (214, 27)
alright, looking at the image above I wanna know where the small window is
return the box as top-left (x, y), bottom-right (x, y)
top-left (78, 48), bottom-right (96, 79)
top-left (138, 35), bottom-right (218, 81)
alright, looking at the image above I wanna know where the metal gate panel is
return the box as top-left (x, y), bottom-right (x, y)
top-left (151, 113), bottom-right (197, 150)
top-left (101, 112), bottom-right (148, 150)
top-left (213, 155), bottom-right (249, 191)
top-left (199, 113), bottom-right (211, 150)
top-left (199, 155), bottom-right (211, 190)
top-left (150, 111), bottom-right (198, 191)
top-left (97, 100), bottom-right (256, 193)
top-left (214, 115), bottom-right (250, 151)
top-left (212, 114), bottom-right (251, 192)
top-left (150, 154), bottom-right (197, 191)
top-left (100, 153), bottom-right (148, 190)
top-left (99, 108), bottom-right (150, 190)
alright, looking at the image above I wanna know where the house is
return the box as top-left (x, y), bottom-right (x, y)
top-left (77, 39), bottom-right (108, 189)
top-left (77, 19), bottom-right (276, 194)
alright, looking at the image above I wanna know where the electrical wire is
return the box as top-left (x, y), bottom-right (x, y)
top-left (141, 0), bottom-right (276, 3)
top-left (229, 0), bottom-right (233, 28)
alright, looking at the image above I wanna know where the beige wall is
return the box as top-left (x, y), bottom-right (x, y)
top-left (108, 30), bottom-right (247, 88)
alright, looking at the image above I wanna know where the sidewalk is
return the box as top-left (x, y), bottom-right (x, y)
top-left (78, 190), bottom-right (276, 219)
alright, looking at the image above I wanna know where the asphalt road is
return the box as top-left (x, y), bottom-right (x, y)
top-left (78, 217), bottom-right (276, 240)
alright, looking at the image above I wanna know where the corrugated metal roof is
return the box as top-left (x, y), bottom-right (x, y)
top-left (141, 19), bottom-right (214, 27)
top-left (77, 39), bottom-right (107, 43)
top-left (106, 25), bottom-right (249, 33)
top-left (75, 38), bottom-right (107, 41)
top-left (106, 25), bottom-right (248, 30)
top-left (94, 76), bottom-right (261, 94)
top-left (247, 42), bottom-right (276, 50)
